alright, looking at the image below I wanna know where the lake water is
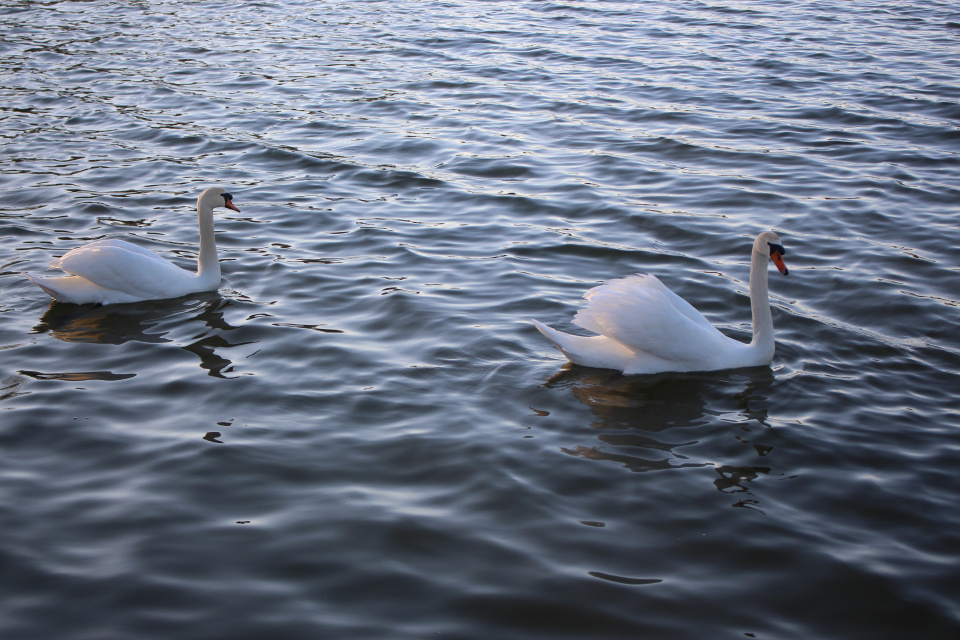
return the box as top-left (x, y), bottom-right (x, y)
top-left (2, 1), bottom-right (959, 638)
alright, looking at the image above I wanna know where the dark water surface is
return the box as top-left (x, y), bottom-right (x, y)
top-left (2, 1), bottom-right (959, 638)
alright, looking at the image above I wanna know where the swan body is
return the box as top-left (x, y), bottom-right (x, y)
top-left (26, 187), bottom-right (239, 305)
top-left (534, 231), bottom-right (789, 375)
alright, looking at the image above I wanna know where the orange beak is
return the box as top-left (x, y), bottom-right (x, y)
top-left (224, 195), bottom-right (241, 213)
top-left (771, 251), bottom-right (788, 275)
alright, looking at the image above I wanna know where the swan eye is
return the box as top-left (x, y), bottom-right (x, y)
top-left (768, 242), bottom-right (785, 256)
top-left (222, 193), bottom-right (233, 202)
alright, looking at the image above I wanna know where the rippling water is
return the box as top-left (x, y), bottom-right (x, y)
top-left (2, 1), bottom-right (959, 638)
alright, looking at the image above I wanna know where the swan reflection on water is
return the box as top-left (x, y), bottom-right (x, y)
top-left (544, 365), bottom-right (781, 507)
top-left (30, 294), bottom-right (253, 378)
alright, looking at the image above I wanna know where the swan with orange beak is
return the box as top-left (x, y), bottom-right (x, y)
top-left (26, 187), bottom-right (240, 305)
top-left (534, 231), bottom-right (790, 375)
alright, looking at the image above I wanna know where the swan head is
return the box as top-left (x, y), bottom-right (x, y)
top-left (198, 186), bottom-right (241, 213)
top-left (754, 230), bottom-right (788, 275)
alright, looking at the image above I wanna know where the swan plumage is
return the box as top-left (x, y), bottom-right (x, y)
top-left (534, 231), bottom-right (789, 375)
top-left (26, 187), bottom-right (239, 305)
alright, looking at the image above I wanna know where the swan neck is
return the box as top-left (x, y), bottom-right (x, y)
top-left (749, 248), bottom-right (774, 354)
top-left (196, 199), bottom-right (220, 281)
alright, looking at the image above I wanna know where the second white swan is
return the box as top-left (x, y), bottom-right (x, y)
top-left (533, 231), bottom-right (789, 375)
top-left (26, 186), bottom-right (239, 305)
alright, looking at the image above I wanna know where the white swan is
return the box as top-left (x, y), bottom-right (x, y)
top-left (533, 231), bottom-right (789, 375)
top-left (25, 187), bottom-right (239, 305)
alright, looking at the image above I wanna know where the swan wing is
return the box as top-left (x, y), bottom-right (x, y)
top-left (573, 275), bottom-right (730, 366)
top-left (54, 238), bottom-right (169, 265)
top-left (54, 243), bottom-right (194, 299)
top-left (633, 275), bottom-right (717, 331)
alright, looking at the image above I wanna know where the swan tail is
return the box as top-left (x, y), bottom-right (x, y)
top-left (532, 319), bottom-right (637, 371)
top-left (25, 273), bottom-right (67, 301)
top-left (533, 319), bottom-right (575, 352)
top-left (25, 272), bottom-right (118, 305)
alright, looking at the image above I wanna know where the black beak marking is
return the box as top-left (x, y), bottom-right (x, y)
top-left (768, 242), bottom-right (785, 256)
top-left (221, 192), bottom-right (240, 213)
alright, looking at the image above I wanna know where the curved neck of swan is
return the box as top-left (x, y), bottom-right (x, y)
top-left (749, 248), bottom-right (774, 358)
top-left (195, 199), bottom-right (220, 284)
